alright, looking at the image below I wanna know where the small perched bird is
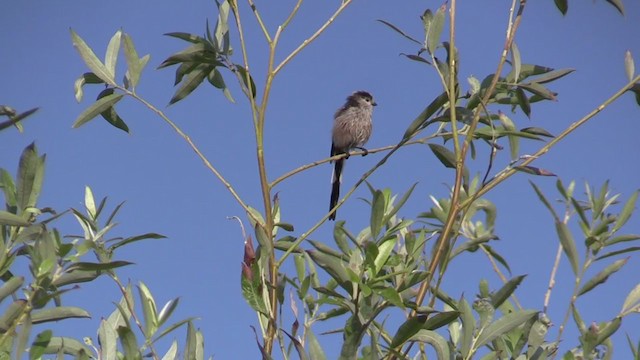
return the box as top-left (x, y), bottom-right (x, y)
top-left (329, 91), bottom-right (377, 220)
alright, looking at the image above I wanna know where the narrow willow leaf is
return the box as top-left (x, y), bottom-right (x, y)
top-left (391, 315), bottom-right (428, 348)
top-left (0, 276), bottom-right (23, 303)
top-left (70, 29), bottom-right (116, 85)
top-left (622, 283), bottom-right (640, 314)
top-left (138, 282), bottom-right (158, 337)
top-left (605, 0), bottom-right (624, 15)
top-left (519, 83), bottom-right (557, 100)
top-left (511, 42), bottom-right (521, 85)
top-left (596, 317), bottom-right (622, 345)
top-left (613, 190), bottom-right (638, 232)
top-left (307, 328), bottom-right (327, 360)
top-left (117, 326), bottom-right (142, 360)
top-left (514, 166), bottom-right (556, 177)
top-left (0, 211), bottom-right (30, 226)
top-left (169, 66), bottom-right (209, 105)
top-left (370, 190), bottom-right (385, 240)
top-left (429, 143), bottom-right (456, 169)
top-left (373, 237), bottom-right (396, 276)
top-left (578, 258), bottom-right (628, 296)
top-left (521, 127), bottom-right (554, 138)
top-left (157, 298), bottom-right (180, 327)
top-left (30, 330), bottom-right (52, 360)
top-left (31, 307), bottom-right (90, 323)
top-left (401, 53), bottom-right (431, 65)
top-left (161, 341), bottom-right (178, 360)
top-left (403, 91), bottom-right (448, 139)
top-left (532, 68), bottom-right (575, 84)
top-left (554, 0), bottom-right (568, 15)
top-left (595, 246), bottom-right (640, 261)
top-left (0, 299), bottom-right (27, 331)
top-left (74, 72), bottom-right (104, 102)
top-left (66, 261), bottom-right (133, 272)
top-left (105, 30), bottom-right (122, 79)
top-left (16, 142), bottom-right (45, 213)
top-left (424, 311), bottom-right (460, 330)
top-left (98, 319), bottom-right (117, 360)
top-left (73, 93), bottom-right (124, 128)
top-left (459, 298), bottom-right (475, 358)
top-left (42, 336), bottom-right (93, 357)
top-left (491, 275), bottom-right (527, 308)
top-left (516, 88), bottom-right (531, 118)
top-left (376, 19), bottom-right (421, 45)
top-left (475, 310), bottom-right (538, 348)
top-left (123, 33), bottom-right (142, 88)
top-left (498, 112), bottom-right (519, 160)
top-left (410, 330), bottom-right (450, 360)
top-left (555, 221), bottom-right (580, 275)
top-left (16, 313), bottom-right (31, 360)
top-left (427, 3), bottom-right (446, 55)
top-left (234, 64), bottom-right (256, 98)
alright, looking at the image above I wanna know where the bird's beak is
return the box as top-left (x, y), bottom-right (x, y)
top-left (372, 101), bottom-right (378, 106)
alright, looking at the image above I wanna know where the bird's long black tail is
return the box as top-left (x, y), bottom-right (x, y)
top-left (329, 157), bottom-right (344, 221)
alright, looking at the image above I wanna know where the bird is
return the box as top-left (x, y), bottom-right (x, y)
top-left (329, 90), bottom-right (377, 221)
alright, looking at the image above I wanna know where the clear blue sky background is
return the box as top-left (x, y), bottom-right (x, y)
top-left (2, 1), bottom-right (639, 359)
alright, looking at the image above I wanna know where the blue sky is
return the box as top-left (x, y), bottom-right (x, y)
top-left (2, 1), bottom-right (640, 358)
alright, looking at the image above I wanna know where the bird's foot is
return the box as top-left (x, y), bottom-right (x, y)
top-left (355, 147), bottom-right (369, 157)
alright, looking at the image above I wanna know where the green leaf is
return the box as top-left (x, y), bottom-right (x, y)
top-left (105, 30), bottom-right (122, 79)
top-left (66, 261), bottom-right (133, 272)
top-left (161, 341), bottom-right (178, 360)
top-left (235, 64), bottom-right (256, 98)
top-left (96, 88), bottom-right (129, 133)
top-left (0, 299), bottom-right (27, 331)
top-left (30, 330), bottom-right (52, 360)
top-left (31, 307), bottom-right (91, 324)
top-left (74, 72), bottom-right (104, 102)
top-left (475, 310), bottom-right (538, 348)
top-left (0, 276), bottom-right (23, 304)
top-left (110, 232), bottom-right (166, 250)
top-left (70, 29), bottom-right (116, 85)
top-left (410, 330), bottom-right (450, 360)
top-left (0, 211), bottom-right (30, 226)
top-left (511, 42), bottom-right (521, 86)
top-left (514, 165), bottom-right (556, 177)
top-left (491, 275), bottom-right (526, 308)
top-left (605, 0), bottom-right (624, 15)
top-left (578, 258), bottom-right (628, 296)
top-left (307, 328), bottom-right (327, 360)
top-left (403, 91), bottom-right (448, 139)
top-left (123, 33), bottom-right (143, 89)
top-left (555, 221), bottom-right (580, 275)
top-left (521, 127), bottom-right (554, 138)
top-left (370, 190), bottom-right (385, 240)
top-left (518, 83), bottom-right (556, 101)
top-left (424, 311), bottom-right (460, 330)
top-left (376, 19), bottom-right (421, 45)
top-left (169, 65), bottom-right (209, 105)
top-left (391, 315), bottom-right (428, 348)
top-left (554, 0), bottom-right (568, 15)
top-left (42, 336), bottom-right (93, 357)
top-left (16, 142), bottom-right (45, 214)
top-left (16, 313), bottom-right (31, 360)
top-left (429, 143), bottom-right (456, 169)
top-left (117, 326), bottom-right (142, 360)
top-left (138, 281), bottom-right (158, 337)
top-left (613, 190), bottom-right (638, 232)
top-left (622, 283), bottom-right (640, 314)
top-left (531, 68), bottom-right (575, 84)
top-left (157, 298), bottom-right (180, 327)
top-left (98, 319), bottom-right (117, 360)
top-left (459, 298), bottom-right (475, 358)
top-left (498, 112), bottom-right (519, 160)
top-left (427, 4), bottom-right (446, 55)
top-left (516, 87), bottom-right (531, 118)
top-left (73, 93), bottom-right (124, 128)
